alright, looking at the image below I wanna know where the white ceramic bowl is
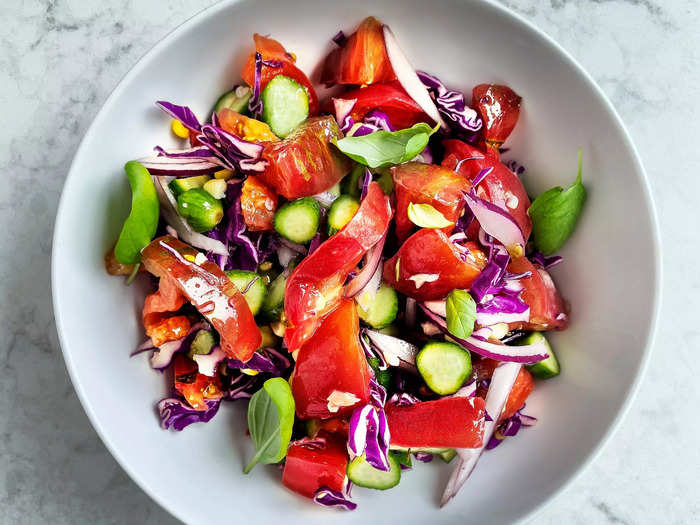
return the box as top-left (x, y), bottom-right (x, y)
top-left (52, 0), bottom-right (661, 523)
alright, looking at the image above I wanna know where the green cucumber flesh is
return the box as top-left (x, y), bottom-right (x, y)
top-left (176, 188), bottom-right (223, 232)
top-left (520, 332), bottom-right (560, 378)
top-left (327, 194), bottom-right (360, 235)
top-left (273, 197), bottom-right (320, 243)
top-left (214, 85), bottom-right (252, 114)
top-left (439, 449), bottom-right (457, 463)
top-left (261, 271), bottom-right (287, 321)
top-left (347, 453), bottom-right (401, 490)
top-left (357, 283), bottom-right (398, 329)
top-left (261, 75), bottom-right (309, 138)
top-left (169, 175), bottom-right (212, 196)
top-left (416, 341), bottom-right (472, 395)
top-left (188, 330), bottom-right (216, 359)
top-left (225, 270), bottom-right (267, 316)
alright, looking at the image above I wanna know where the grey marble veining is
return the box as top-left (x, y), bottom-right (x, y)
top-left (1, 0), bottom-right (698, 524)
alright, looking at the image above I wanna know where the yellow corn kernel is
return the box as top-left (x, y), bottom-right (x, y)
top-left (184, 254), bottom-right (196, 262)
top-left (241, 369), bottom-right (260, 376)
top-left (214, 169), bottom-right (234, 180)
top-left (171, 119), bottom-right (190, 139)
top-left (270, 320), bottom-right (286, 338)
top-left (259, 261), bottom-right (272, 271)
top-left (289, 52), bottom-right (297, 61)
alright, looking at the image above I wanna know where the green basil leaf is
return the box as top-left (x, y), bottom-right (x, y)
top-left (244, 377), bottom-right (295, 473)
top-left (529, 150), bottom-right (587, 255)
top-left (333, 123), bottom-right (439, 168)
top-left (446, 289), bottom-right (476, 339)
top-left (407, 202), bottom-right (454, 228)
top-left (114, 161), bottom-right (160, 264)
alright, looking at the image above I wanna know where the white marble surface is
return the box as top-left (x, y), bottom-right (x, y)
top-left (1, 0), bottom-right (698, 523)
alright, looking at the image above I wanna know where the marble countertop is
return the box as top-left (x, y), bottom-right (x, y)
top-left (2, 0), bottom-right (698, 523)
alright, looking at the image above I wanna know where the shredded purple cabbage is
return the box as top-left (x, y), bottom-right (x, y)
top-left (156, 101), bottom-right (202, 132)
top-left (228, 347), bottom-right (291, 375)
top-left (331, 30), bottom-right (347, 47)
top-left (486, 405), bottom-right (537, 449)
top-left (388, 392), bottom-right (420, 407)
top-left (158, 397), bottom-right (220, 431)
top-left (197, 124), bottom-right (267, 174)
top-left (313, 487), bottom-right (357, 511)
top-left (360, 168), bottom-right (372, 200)
top-left (248, 52), bottom-right (283, 118)
top-left (416, 72), bottom-right (482, 135)
top-left (529, 251), bottom-right (563, 269)
top-left (413, 452), bottom-right (434, 463)
top-left (363, 109), bottom-right (395, 132)
top-left (347, 378), bottom-right (391, 471)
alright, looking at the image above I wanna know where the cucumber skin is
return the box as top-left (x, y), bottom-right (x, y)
top-left (327, 194), bottom-right (360, 235)
top-left (273, 197), bottom-right (321, 243)
top-left (260, 272), bottom-right (287, 321)
top-left (416, 341), bottom-right (472, 395)
top-left (225, 270), bottom-right (266, 316)
top-left (176, 188), bottom-right (224, 233)
top-left (367, 357), bottom-right (392, 390)
top-left (214, 86), bottom-right (252, 114)
top-left (169, 175), bottom-right (211, 196)
top-left (520, 332), bottom-right (560, 379)
top-left (261, 75), bottom-right (309, 138)
top-left (357, 284), bottom-right (398, 329)
top-left (347, 453), bottom-right (401, 490)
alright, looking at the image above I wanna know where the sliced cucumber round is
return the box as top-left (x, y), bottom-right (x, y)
top-left (261, 75), bottom-right (309, 138)
top-left (327, 194), bottom-right (360, 235)
top-left (214, 85), bottom-right (252, 113)
top-left (225, 270), bottom-right (267, 316)
top-left (416, 341), bottom-right (472, 395)
top-left (176, 188), bottom-right (224, 232)
top-left (273, 197), bottom-right (320, 243)
top-left (357, 283), bottom-right (398, 329)
top-left (169, 175), bottom-right (211, 196)
top-left (520, 332), bottom-right (560, 378)
top-left (187, 330), bottom-right (216, 359)
top-left (347, 453), bottom-right (401, 490)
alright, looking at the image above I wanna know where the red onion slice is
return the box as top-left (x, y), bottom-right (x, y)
top-left (464, 192), bottom-right (525, 256)
top-left (364, 329), bottom-right (418, 372)
top-left (382, 25), bottom-right (447, 130)
top-left (345, 234), bottom-right (386, 298)
top-left (193, 346), bottom-right (226, 377)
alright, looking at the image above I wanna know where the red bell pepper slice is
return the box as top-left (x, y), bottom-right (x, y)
top-left (241, 34), bottom-right (319, 115)
top-left (392, 162), bottom-right (471, 241)
top-left (472, 84), bottom-right (522, 149)
top-left (383, 229), bottom-right (487, 301)
top-left (260, 116), bottom-right (352, 199)
top-left (443, 139), bottom-right (532, 241)
top-left (289, 299), bottom-right (371, 420)
top-left (141, 236), bottom-right (261, 361)
top-left (284, 182), bottom-right (392, 350)
top-left (320, 16), bottom-right (396, 87)
top-left (282, 433), bottom-right (349, 498)
top-left (331, 82), bottom-right (431, 130)
top-left (506, 256), bottom-right (569, 331)
top-left (386, 397), bottom-right (486, 449)
top-left (472, 359), bottom-right (535, 421)
top-left (173, 354), bottom-right (224, 410)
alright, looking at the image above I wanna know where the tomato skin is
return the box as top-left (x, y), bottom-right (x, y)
top-left (290, 300), bottom-right (371, 420)
top-left (284, 183), bottom-right (392, 350)
top-left (321, 16), bottom-right (396, 86)
top-left (259, 116), bottom-right (352, 199)
top-left (240, 175), bottom-right (277, 231)
top-left (442, 139), bottom-right (532, 240)
top-left (391, 162), bottom-right (471, 241)
top-left (282, 434), bottom-right (348, 498)
top-left (471, 359), bottom-right (534, 421)
top-left (332, 83), bottom-right (430, 130)
top-left (383, 229), bottom-right (487, 301)
top-left (507, 256), bottom-right (569, 331)
top-left (472, 84), bottom-right (521, 147)
top-left (141, 236), bottom-right (261, 361)
top-left (241, 34), bottom-right (319, 115)
top-left (386, 397), bottom-right (486, 448)
top-left (217, 108), bottom-right (277, 143)
top-left (173, 354), bottom-right (224, 410)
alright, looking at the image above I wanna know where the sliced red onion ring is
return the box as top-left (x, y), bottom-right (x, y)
top-left (193, 346), bottom-right (226, 377)
top-left (382, 25), bottom-right (447, 130)
top-left (149, 322), bottom-right (207, 370)
top-left (345, 234), bottom-right (386, 298)
top-left (333, 98), bottom-right (357, 133)
top-left (138, 155), bottom-right (222, 177)
top-left (364, 329), bottom-right (418, 372)
top-left (442, 362), bottom-right (521, 506)
top-left (464, 192), bottom-right (525, 256)
top-left (419, 305), bottom-right (548, 363)
top-left (423, 299), bottom-right (446, 317)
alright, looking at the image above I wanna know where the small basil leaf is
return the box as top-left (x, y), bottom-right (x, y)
top-left (529, 150), bottom-right (587, 255)
top-left (333, 123), bottom-right (439, 168)
top-left (407, 202), bottom-right (454, 228)
top-left (244, 377), bottom-right (295, 473)
top-left (446, 289), bottom-right (476, 339)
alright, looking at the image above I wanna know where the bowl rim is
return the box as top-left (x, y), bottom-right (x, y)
top-left (51, 0), bottom-right (662, 523)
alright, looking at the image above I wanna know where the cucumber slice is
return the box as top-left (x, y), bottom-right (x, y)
top-left (347, 453), bottom-right (401, 490)
top-left (225, 270), bottom-right (267, 316)
top-left (169, 175), bottom-right (211, 196)
top-left (393, 450), bottom-right (412, 469)
top-left (327, 194), bottom-right (360, 235)
top-left (177, 188), bottom-right (224, 232)
top-left (261, 75), bottom-right (309, 138)
top-left (261, 271), bottom-right (287, 321)
top-left (367, 357), bottom-right (392, 390)
top-left (187, 330), bottom-right (216, 359)
top-left (416, 341), bottom-right (472, 395)
top-left (357, 283), bottom-right (398, 329)
top-left (274, 197), bottom-right (321, 243)
top-left (520, 332), bottom-right (560, 378)
top-left (438, 449), bottom-right (457, 463)
top-left (214, 85), bottom-right (252, 114)
top-left (341, 164), bottom-right (365, 198)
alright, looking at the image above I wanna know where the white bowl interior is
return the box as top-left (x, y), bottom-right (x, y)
top-left (52, 0), bottom-right (659, 523)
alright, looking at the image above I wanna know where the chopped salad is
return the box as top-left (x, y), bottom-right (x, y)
top-left (106, 16), bottom-right (586, 510)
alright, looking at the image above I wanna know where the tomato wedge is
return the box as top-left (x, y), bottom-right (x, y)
top-left (240, 175), bottom-right (277, 231)
top-left (442, 139), bottom-right (532, 240)
top-left (290, 299), bottom-right (371, 420)
top-left (173, 354), bottom-right (224, 410)
top-left (321, 16), bottom-right (396, 86)
top-left (217, 108), bottom-right (277, 143)
top-left (141, 236), bottom-right (261, 361)
top-left (392, 162), bottom-right (471, 241)
top-left (507, 256), bottom-right (569, 331)
top-left (284, 182), bottom-right (392, 350)
top-left (282, 434), bottom-right (349, 498)
top-left (333, 83), bottom-right (430, 130)
top-left (383, 229), bottom-right (487, 301)
top-left (472, 84), bottom-right (522, 148)
top-left (241, 34), bottom-right (319, 115)
top-left (472, 359), bottom-right (534, 421)
top-left (386, 397), bottom-right (486, 448)
top-left (259, 116), bottom-right (352, 199)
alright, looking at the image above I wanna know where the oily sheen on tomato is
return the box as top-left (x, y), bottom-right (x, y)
top-left (241, 34), bottom-right (319, 114)
top-left (335, 83), bottom-right (431, 130)
top-left (383, 229), bottom-right (487, 301)
top-left (259, 116), bottom-right (352, 199)
top-left (320, 16), bottom-right (396, 86)
top-left (284, 183), bottom-right (392, 350)
top-left (472, 84), bottom-right (521, 147)
top-left (141, 236), bottom-right (261, 361)
top-left (391, 162), bottom-right (471, 241)
top-left (507, 256), bottom-right (569, 331)
top-left (282, 433), bottom-right (348, 498)
top-left (442, 139), bottom-right (532, 240)
top-left (240, 175), bottom-right (277, 231)
top-left (289, 300), bottom-right (371, 420)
